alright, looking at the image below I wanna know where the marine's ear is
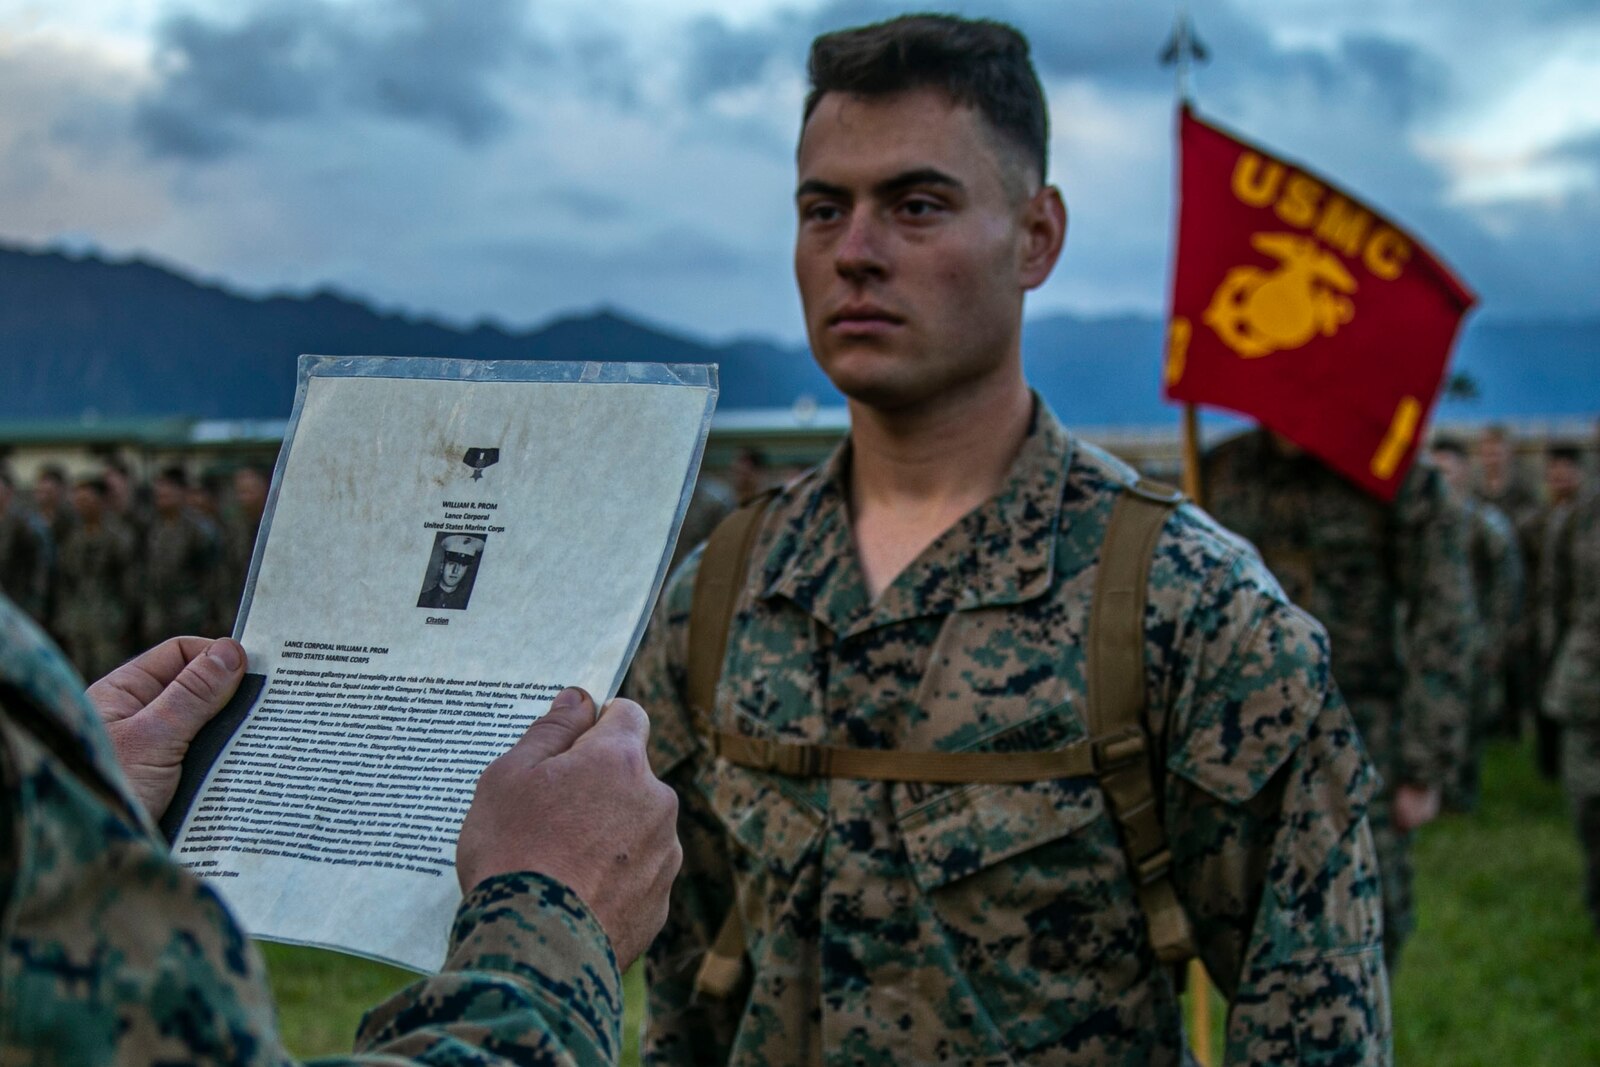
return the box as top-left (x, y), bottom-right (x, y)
top-left (1019, 185), bottom-right (1066, 291)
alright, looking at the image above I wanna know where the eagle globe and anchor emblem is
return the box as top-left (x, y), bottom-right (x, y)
top-left (1202, 232), bottom-right (1358, 358)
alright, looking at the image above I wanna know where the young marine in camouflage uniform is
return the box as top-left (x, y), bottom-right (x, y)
top-left (1531, 446), bottom-right (1585, 777)
top-left (1473, 426), bottom-right (1539, 738)
top-left (0, 468), bottom-right (50, 623)
top-left (1432, 438), bottom-right (1524, 812)
top-left (218, 464), bottom-right (270, 632)
top-left (1543, 490), bottom-right (1600, 935)
top-left (53, 476), bottom-right (138, 680)
top-left (630, 17), bottom-right (1388, 1065)
top-left (0, 591), bottom-right (680, 1063)
top-left (1203, 430), bottom-right (1477, 971)
top-left (30, 464), bottom-right (73, 641)
top-left (140, 466), bottom-right (221, 646)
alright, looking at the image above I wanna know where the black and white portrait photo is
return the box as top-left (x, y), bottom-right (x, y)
top-left (416, 532), bottom-right (487, 610)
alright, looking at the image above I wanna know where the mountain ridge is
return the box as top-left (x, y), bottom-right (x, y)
top-left (3, 242), bottom-right (1594, 425)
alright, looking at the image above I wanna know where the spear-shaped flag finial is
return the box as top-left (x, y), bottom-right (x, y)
top-left (1159, 6), bottom-right (1210, 101)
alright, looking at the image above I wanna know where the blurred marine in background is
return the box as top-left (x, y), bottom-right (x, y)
top-left (1203, 429), bottom-right (1478, 973)
top-left (1541, 467), bottom-right (1600, 936)
top-left (1431, 436), bottom-right (1523, 812)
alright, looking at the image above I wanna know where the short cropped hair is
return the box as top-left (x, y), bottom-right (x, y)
top-left (1548, 445), bottom-right (1581, 464)
top-left (804, 14), bottom-right (1049, 183)
top-left (1431, 437), bottom-right (1467, 458)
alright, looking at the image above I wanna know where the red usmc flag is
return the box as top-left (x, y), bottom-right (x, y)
top-left (1163, 105), bottom-right (1475, 500)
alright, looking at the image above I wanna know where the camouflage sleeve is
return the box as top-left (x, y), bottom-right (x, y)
top-left (1544, 498), bottom-right (1600, 727)
top-left (1394, 466), bottom-right (1478, 789)
top-left (1161, 531), bottom-right (1389, 1064)
top-left (348, 872), bottom-right (624, 1066)
top-left (622, 551), bottom-right (743, 1067)
top-left (1481, 507), bottom-right (1525, 677)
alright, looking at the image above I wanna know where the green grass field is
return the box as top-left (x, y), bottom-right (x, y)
top-left (262, 739), bottom-right (1598, 1064)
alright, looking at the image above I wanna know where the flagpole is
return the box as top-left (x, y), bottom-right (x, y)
top-left (1162, 8), bottom-right (1214, 1061)
top-left (1179, 398), bottom-right (1211, 1065)
top-left (1181, 404), bottom-right (1203, 502)
top-left (1180, 405), bottom-right (1208, 1059)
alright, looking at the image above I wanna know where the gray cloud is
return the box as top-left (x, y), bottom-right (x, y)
top-left (683, 16), bottom-right (786, 103)
top-left (543, 185), bottom-right (632, 222)
top-left (673, 0), bottom-right (1451, 120)
top-left (570, 31), bottom-right (642, 110)
top-left (1015, 3), bottom-right (1183, 85)
top-left (1545, 128), bottom-right (1600, 171)
top-left (134, 0), bottom-right (539, 159)
top-left (1333, 36), bottom-right (1449, 123)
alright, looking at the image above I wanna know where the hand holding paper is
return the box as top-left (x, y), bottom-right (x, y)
top-left (457, 687), bottom-right (681, 968)
top-left (90, 636), bottom-right (249, 820)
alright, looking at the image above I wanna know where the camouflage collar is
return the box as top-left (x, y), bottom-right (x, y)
top-left (760, 397), bottom-right (1073, 636)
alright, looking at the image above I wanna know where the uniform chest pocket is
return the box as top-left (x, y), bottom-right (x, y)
top-left (895, 777), bottom-right (1158, 1057)
top-left (694, 751), bottom-right (824, 884)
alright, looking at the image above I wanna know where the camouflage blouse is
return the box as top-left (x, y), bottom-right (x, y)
top-left (631, 404), bottom-right (1390, 1066)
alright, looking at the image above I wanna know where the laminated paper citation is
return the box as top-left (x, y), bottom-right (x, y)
top-left (163, 356), bottom-right (717, 972)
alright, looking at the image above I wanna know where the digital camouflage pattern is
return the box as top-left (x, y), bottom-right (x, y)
top-left (630, 404), bottom-right (1390, 1067)
top-left (1533, 496), bottom-right (1582, 680)
top-left (1202, 428), bottom-right (1478, 965)
top-left (0, 594), bottom-right (625, 1066)
top-left (140, 510), bottom-right (220, 646)
top-left (53, 515), bottom-right (138, 680)
top-left (1474, 475), bottom-right (1539, 737)
top-left (0, 500), bottom-right (49, 623)
top-left (1542, 492), bottom-right (1600, 933)
top-left (1452, 497), bottom-right (1523, 811)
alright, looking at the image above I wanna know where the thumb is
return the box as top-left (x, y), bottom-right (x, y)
top-left (512, 687), bottom-right (597, 764)
top-left (146, 638), bottom-right (247, 745)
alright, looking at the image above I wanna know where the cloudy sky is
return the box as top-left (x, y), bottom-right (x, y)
top-left (2, 0), bottom-right (1596, 342)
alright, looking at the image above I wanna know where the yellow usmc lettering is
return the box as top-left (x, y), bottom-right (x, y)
top-left (1230, 151), bottom-right (1411, 281)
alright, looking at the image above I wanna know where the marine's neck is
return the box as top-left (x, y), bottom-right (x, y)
top-left (845, 372), bottom-right (1033, 601)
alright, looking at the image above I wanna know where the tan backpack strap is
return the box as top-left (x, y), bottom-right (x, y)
top-left (1087, 478), bottom-right (1196, 966)
top-left (687, 490), bottom-right (777, 723)
top-left (685, 489), bottom-right (776, 1002)
top-left (693, 908), bottom-right (750, 1001)
top-left (710, 730), bottom-right (1105, 783)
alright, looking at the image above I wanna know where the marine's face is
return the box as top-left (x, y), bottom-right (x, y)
top-left (793, 89), bottom-right (1062, 412)
top-left (441, 554), bottom-right (472, 591)
top-left (1478, 436), bottom-right (1509, 480)
top-left (1431, 450), bottom-right (1468, 495)
top-left (154, 479), bottom-right (183, 516)
top-left (234, 469), bottom-right (268, 518)
top-left (72, 485), bottom-right (101, 520)
top-left (104, 468), bottom-right (130, 509)
top-left (33, 477), bottom-right (61, 512)
top-left (1547, 457), bottom-right (1581, 499)
top-left (437, 537), bottom-right (483, 592)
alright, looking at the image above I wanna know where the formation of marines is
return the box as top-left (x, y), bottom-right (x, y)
top-left (3, 13), bottom-right (1597, 1067)
top-left (0, 461), bottom-right (268, 678)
